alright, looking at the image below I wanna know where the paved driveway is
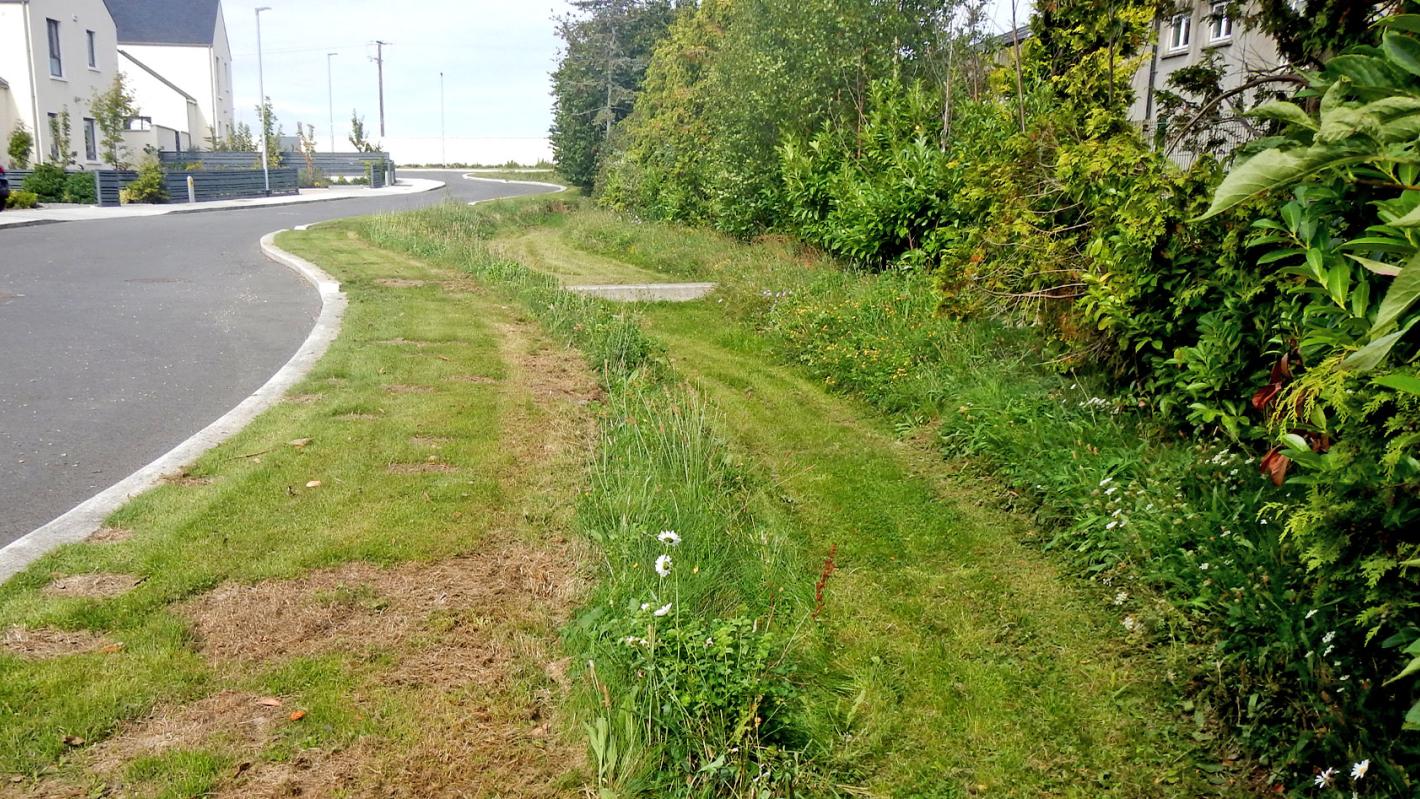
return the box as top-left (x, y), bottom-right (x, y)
top-left (0, 172), bottom-right (556, 546)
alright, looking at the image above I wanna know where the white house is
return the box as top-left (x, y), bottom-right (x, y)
top-left (105, 0), bottom-right (234, 148)
top-left (0, 0), bottom-right (123, 168)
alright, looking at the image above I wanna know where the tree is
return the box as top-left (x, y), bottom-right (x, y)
top-left (256, 98), bottom-right (283, 167)
top-left (349, 110), bottom-right (378, 153)
top-left (90, 73), bottom-right (139, 168)
top-left (8, 122), bottom-right (33, 168)
top-left (228, 122), bottom-right (256, 152)
top-left (550, 0), bottom-right (676, 189)
top-left (48, 108), bottom-right (75, 166)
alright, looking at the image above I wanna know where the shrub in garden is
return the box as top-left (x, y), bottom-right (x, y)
top-left (62, 171), bottom-right (96, 204)
top-left (4, 191), bottom-right (38, 209)
top-left (21, 164), bottom-right (67, 202)
top-left (119, 160), bottom-right (168, 204)
top-left (8, 123), bottom-right (33, 169)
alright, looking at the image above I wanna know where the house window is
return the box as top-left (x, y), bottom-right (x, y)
top-left (1208, 3), bottom-right (1233, 41)
top-left (83, 118), bottom-right (97, 161)
top-left (47, 113), bottom-right (59, 159)
top-left (47, 18), bottom-right (63, 76)
top-left (86, 30), bottom-right (97, 68)
top-left (1169, 12), bottom-right (1191, 52)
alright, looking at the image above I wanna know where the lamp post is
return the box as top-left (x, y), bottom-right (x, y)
top-left (327, 52), bottom-right (338, 152)
top-left (255, 5), bottom-right (271, 194)
top-left (440, 71), bottom-right (445, 167)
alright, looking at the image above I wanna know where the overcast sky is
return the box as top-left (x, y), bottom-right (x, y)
top-left (224, 0), bottom-right (1033, 148)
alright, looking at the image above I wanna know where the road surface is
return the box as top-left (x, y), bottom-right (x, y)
top-left (0, 172), bottom-right (555, 546)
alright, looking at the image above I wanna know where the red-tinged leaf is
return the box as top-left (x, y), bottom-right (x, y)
top-left (289, 710), bottom-right (307, 721)
top-left (1261, 448), bottom-right (1292, 486)
top-left (100, 643), bottom-right (124, 654)
top-left (1252, 383), bottom-right (1282, 411)
top-left (256, 697), bottom-right (283, 708)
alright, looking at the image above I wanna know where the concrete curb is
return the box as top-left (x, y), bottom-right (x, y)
top-left (461, 174), bottom-right (568, 201)
top-left (0, 232), bottom-right (346, 582)
top-left (0, 179), bottom-right (445, 231)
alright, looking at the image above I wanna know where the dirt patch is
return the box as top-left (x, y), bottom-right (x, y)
top-left (212, 747), bottom-right (364, 799)
top-left (385, 384), bottom-right (436, 395)
top-left (87, 527), bottom-right (133, 544)
top-left (80, 690), bottom-right (293, 780)
top-left (498, 328), bottom-right (603, 407)
top-left (161, 473), bottom-right (214, 487)
top-left (447, 374), bottom-right (498, 385)
top-left (386, 462), bottom-right (457, 475)
top-left (42, 573), bottom-right (143, 600)
top-left (438, 277), bottom-right (485, 295)
top-left (375, 278), bottom-right (433, 289)
top-left (2, 627), bottom-right (110, 659)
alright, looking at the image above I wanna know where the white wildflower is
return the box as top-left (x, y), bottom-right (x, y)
top-left (1122, 615), bottom-right (1139, 632)
top-left (1106, 521), bottom-right (1118, 530)
top-left (1200, 562), bottom-right (1210, 571)
top-left (1351, 760), bottom-right (1369, 781)
top-left (1315, 768), bottom-right (1335, 788)
top-left (655, 554), bottom-right (673, 577)
top-left (1113, 590), bottom-right (1129, 606)
top-left (653, 603), bottom-right (673, 617)
top-left (657, 530), bottom-right (682, 546)
top-left (640, 602), bottom-right (651, 611)
top-left (1323, 630), bottom-right (1336, 644)
top-left (1305, 609), bottom-right (1319, 620)
top-left (1105, 485), bottom-right (1118, 496)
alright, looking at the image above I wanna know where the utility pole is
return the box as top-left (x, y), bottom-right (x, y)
top-left (439, 71), bottom-right (446, 167)
top-left (371, 40), bottom-right (390, 137)
top-left (327, 52), bottom-right (338, 152)
top-left (255, 6), bottom-right (271, 195)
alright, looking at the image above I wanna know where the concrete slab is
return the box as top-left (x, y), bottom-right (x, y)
top-left (565, 282), bottom-right (716, 302)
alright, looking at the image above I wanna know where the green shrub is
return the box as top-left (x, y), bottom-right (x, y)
top-left (120, 161), bottom-right (168, 204)
top-left (61, 171), bottom-right (96, 204)
top-left (21, 164), bottom-right (67, 202)
top-left (7, 123), bottom-right (33, 169)
top-left (4, 190), bottom-right (38, 209)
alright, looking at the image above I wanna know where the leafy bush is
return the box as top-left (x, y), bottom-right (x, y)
top-left (62, 172), bottom-right (96, 204)
top-left (21, 164), bottom-right (67, 202)
top-left (4, 190), bottom-right (38, 209)
top-left (8, 123), bottom-right (33, 169)
top-left (120, 161), bottom-right (168, 204)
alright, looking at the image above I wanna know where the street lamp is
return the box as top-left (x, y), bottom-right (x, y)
top-left (255, 5), bottom-right (271, 195)
top-left (327, 52), bottom-right (338, 152)
top-left (440, 71), bottom-right (445, 167)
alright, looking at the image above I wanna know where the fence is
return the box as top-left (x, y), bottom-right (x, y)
top-left (1138, 117), bottom-right (1259, 170)
top-left (95, 167), bottom-right (299, 207)
top-left (159, 151), bottom-right (395, 184)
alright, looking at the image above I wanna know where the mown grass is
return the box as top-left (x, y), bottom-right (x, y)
top-left (0, 221), bottom-right (590, 796)
top-left (356, 198), bottom-right (1247, 797)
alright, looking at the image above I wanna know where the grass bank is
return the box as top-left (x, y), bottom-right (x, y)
top-left (0, 222), bottom-right (597, 797)
top-left (353, 197), bottom-right (1247, 798)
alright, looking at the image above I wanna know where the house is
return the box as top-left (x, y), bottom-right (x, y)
top-left (0, 0), bottom-right (124, 168)
top-left (118, 48), bottom-right (200, 152)
top-left (104, 0), bottom-right (235, 147)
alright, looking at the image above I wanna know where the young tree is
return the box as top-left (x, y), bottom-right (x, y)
top-left (349, 110), bottom-right (378, 152)
top-left (90, 73), bottom-right (139, 168)
top-left (255, 98), bottom-right (284, 167)
top-left (228, 122), bottom-right (256, 152)
top-left (296, 121), bottom-right (319, 182)
top-left (550, 0), bottom-right (676, 189)
top-left (48, 108), bottom-right (75, 166)
top-left (7, 122), bottom-right (33, 168)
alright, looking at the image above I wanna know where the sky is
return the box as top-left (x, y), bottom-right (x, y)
top-left (223, 0), bottom-right (1033, 159)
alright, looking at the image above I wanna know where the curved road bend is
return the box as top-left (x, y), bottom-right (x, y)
top-left (0, 172), bottom-right (554, 546)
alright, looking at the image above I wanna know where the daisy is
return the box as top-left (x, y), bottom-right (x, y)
top-left (1315, 768), bottom-right (1335, 788)
top-left (654, 603), bottom-right (672, 617)
top-left (1351, 760), bottom-right (1369, 781)
top-left (657, 530), bottom-right (682, 546)
top-left (655, 554), bottom-right (673, 577)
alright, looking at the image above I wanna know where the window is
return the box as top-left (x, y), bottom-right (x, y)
top-left (86, 30), bottom-right (97, 68)
top-left (83, 118), bottom-right (97, 161)
top-left (1208, 3), bottom-right (1233, 41)
top-left (1169, 12), bottom-right (1191, 51)
top-left (47, 113), bottom-right (59, 159)
top-left (47, 18), bottom-right (62, 77)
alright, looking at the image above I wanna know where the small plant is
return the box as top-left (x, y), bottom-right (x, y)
top-left (8, 122), bottom-right (33, 169)
top-left (90, 73), bottom-right (138, 168)
top-left (4, 191), bottom-right (38, 209)
top-left (21, 164), bottom-right (67, 202)
top-left (46, 109), bottom-right (75, 166)
top-left (62, 171), bottom-right (96, 204)
top-left (120, 160), bottom-right (168, 204)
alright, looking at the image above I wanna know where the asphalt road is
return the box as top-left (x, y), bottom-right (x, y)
top-left (0, 172), bottom-right (556, 546)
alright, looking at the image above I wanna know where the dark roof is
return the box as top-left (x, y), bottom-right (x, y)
top-left (0, 77), bottom-right (9, 90)
top-left (989, 24), bottom-right (1033, 49)
top-left (120, 49), bottom-right (197, 102)
top-left (104, 0), bottom-right (221, 46)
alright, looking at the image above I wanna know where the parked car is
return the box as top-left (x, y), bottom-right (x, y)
top-left (0, 165), bottom-right (9, 211)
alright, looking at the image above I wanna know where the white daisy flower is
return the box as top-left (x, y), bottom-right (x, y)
top-left (1315, 768), bottom-right (1335, 788)
top-left (655, 554), bottom-right (673, 577)
top-left (1351, 760), bottom-right (1368, 781)
top-left (657, 530), bottom-right (682, 546)
top-left (653, 603), bottom-right (672, 617)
